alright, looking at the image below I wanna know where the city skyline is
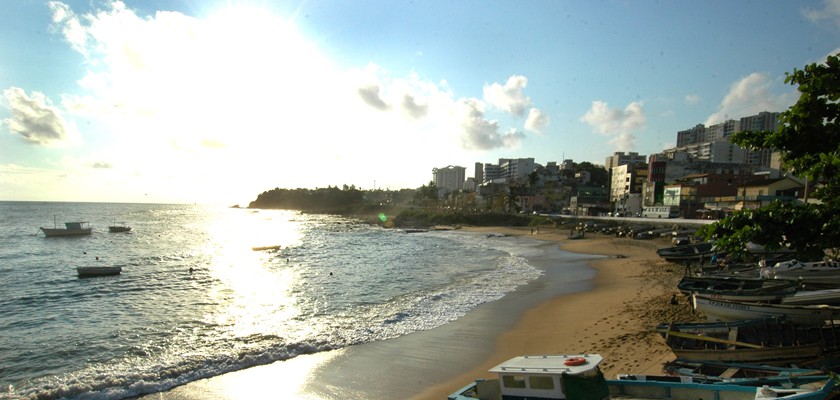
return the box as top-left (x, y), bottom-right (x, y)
top-left (2, 1), bottom-right (839, 205)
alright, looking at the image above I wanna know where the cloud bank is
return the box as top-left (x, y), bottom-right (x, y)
top-left (580, 100), bottom-right (646, 151)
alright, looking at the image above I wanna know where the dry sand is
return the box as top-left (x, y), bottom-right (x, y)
top-left (410, 225), bottom-right (700, 400)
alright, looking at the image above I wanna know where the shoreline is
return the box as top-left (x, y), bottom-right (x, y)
top-left (139, 225), bottom-right (696, 400)
top-left (411, 226), bottom-right (695, 400)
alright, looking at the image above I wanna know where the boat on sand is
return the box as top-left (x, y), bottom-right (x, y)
top-left (447, 354), bottom-right (836, 400)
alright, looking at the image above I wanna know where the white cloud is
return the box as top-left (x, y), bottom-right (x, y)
top-left (2, 87), bottom-right (75, 146)
top-left (483, 75), bottom-right (532, 117)
top-left (684, 94), bottom-right (701, 104)
top-left (524, 108), bottom-right (549, 133)
top-left (457, 98), bottom-right (524, 150)
top-left (580, 100), bottom-right (646, 151)
top-left (29, 1), bottom-right (540, 202)
top-left (802, 0), bottom-right (840, 28)
top-left (704, 72), bottom-right (795, 125)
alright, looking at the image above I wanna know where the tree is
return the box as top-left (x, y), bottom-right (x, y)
top-left (700, 53), bottom-right (840, 261)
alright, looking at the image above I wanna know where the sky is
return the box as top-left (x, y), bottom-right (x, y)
top-left (1, 0), bottom-right (839, 206)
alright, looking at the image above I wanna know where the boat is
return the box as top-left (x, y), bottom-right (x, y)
top-left (662, 358), bottom-right (829, 383)
top-left (677, 275), bottom-right (800, 303)
top-left (446, 354), bottom-right (837, 400)
top-left (656, 242), bottom-right (715, 263)
top-left (782, 288), bottom-right (840, 306)
top-left (251, 245), bottom-right (281, 251)
top-left (39, 221), bottom-right (92, 237)
top-left (655, 318), bottom-right (834, 365)
top-left (77, 265), bottom-right (123, 277)
top-left (108, 222), bottom-right (131, 233)
top-left (763, 260), bottom-right (840, 290)
top-left (691, 293), bottom-right (840, 325)
top-left (568, 228), bottom-right (585, 240)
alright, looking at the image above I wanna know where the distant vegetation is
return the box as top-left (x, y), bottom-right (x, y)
top-left (247, 185), bottom-right (550, 228)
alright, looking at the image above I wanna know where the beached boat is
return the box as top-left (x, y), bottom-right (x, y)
top-left (446, 354), bottom-right (837, 400)
top-left (40, 221), bottom-right (92, 237)
top-left (656, 241), bottom-right (715, 262)
top-left (677, 275), bottom-right (800, 302)
top-left (763, 260), bottom-right (840, 290)
top-left (655, 318), bottom-right (834, 365)
top-left (782, 288), bottom-right (840, 306)
top-left (77, 265), bottom-right (122, 277)
top-left (691, 293), bottom-right (840, 325)
top-left (568, 229), bottom-right (585, 240)
top-left (662, 358), bottom-right (828, 383)
top-left (108, 222), bottom-right (131, 233)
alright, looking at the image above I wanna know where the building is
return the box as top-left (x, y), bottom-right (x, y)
top-left (432, 165), bottom-right (466, 192)
top-left (480, 158), bottom-right (536, 184)
top-left (604, 152), bottom-right (646, 170)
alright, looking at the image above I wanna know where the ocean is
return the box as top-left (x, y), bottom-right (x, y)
top-left (0, 202), bottom-right (595, 400)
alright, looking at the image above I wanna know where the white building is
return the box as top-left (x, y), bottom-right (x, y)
top-left (432, 165), bottom-right (466, 192)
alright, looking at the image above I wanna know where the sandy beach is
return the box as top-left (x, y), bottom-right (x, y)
top-left (140, 224), bottom-right (699, 400)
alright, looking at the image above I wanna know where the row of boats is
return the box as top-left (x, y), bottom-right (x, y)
top-left (39, 220), bottom-right (132, 236)
top-left (39, 219), bottom-right (131, 278)
top-left (447, 239), bottom-right (840, 399)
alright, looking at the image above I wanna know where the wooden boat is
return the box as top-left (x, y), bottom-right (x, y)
top-left (446, 354), bottom-right (837, 400)
top-left (782, 288), bottom-right (840, 306)
top-left (40, 221), bottom-right (92, 237)
top-left (677, 275), bottom-right (800, 302)
top-left (568, 229), bottom-right (585, 240)
top-left (77, 265), bottom-right (123, 277)
top-left (662, 359), bottom-right (828, 383)
top-left (656, 242), bottom-right (715, 262)
top-left (108, 222), bottom-right (131, 233)
top-left (763, 260), bottom-right (840, 290)
top-left (655, 318), bottom-right (833, 365)
top-left (691, 293), bottom-right (840, 325)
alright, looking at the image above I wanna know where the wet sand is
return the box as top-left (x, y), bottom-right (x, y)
top-left (139, 225), bottom-right (698, 400)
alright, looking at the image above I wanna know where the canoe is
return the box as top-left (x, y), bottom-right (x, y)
top-left (764, 260), bottom-right (840, 290)
top-left (657, 242), bottom-right (715, 262)
top-left (691, 293), bottom-right (840, 325)
top-left (677, 275), bottom-right (800, 302)
top-left (656, 318), bottom-right (831, 365)
top-left (662, 359), bottom-right (828, 383)
top-left (447, 354), bottom-right (836, 400)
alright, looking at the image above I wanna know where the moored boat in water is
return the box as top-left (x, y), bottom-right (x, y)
top-left (108, 222), bottom-right (131, 233)
top-left (39, 221), bottom-right (92, 237)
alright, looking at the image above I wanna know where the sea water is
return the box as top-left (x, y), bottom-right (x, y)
top-left (0, 202), bottom-right (580, 399)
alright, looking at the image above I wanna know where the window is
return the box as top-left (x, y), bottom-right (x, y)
top-left (502, 375), bottom-right (526, 389)
top-left (529, 376), bottom-right (555, 390)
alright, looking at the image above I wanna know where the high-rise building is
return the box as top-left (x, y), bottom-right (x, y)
top-left (432, 165), bottom-right (466, 192)
top-left (604, 152), bottom-right (646, 170)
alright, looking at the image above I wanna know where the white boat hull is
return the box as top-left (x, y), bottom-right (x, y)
top-left (692, 294), bottom-right (840, 324)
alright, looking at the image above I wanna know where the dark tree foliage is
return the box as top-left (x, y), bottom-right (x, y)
top-left (700, 53), bottom-right (840, 261)
top-left (248, 186), bottom-right (366, 213)
top-left (577, 162), bottom-right (610, 187)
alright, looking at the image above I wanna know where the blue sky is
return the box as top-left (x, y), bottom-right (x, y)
top-left (1, 0), bottom-right (839, 205)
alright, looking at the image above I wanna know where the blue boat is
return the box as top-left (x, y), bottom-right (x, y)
top-left (447, 354), bottom-right (838, 400)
